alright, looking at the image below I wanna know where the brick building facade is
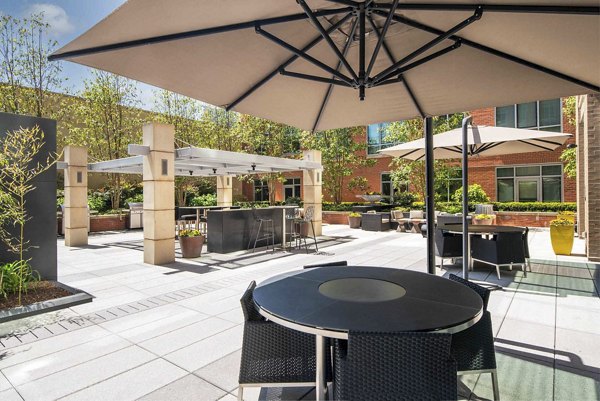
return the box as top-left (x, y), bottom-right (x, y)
top-left (241, 99), bottom-right (575, 204)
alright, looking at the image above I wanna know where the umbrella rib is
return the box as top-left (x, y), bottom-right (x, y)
top-left (440, 147), bottom-right (463, 154)
top-left (298, 0), bottom-right (359, 82)
top-left (372, 7), bottom-right (483, 84)
top-left (517, 140), bottom-right (554, 152)
top-left (255, 26), bottom-right (355, 86)
top-left (395, 148), bottom-right (421, 159)
top-left (376, 11), bottom-right (600, 93)
top-left (371, 3), bottom-right (600, 15)
top-left (279, 70), bottom-right (352, 87)
top-left (226, 13), bottom-right (353, 111)
top-left (365, 0), bottom-right (399, 80)
top-left (527, 137), bottom-right (567, 146)
top-left (48, 7), bottom-right (353, 61)
top-left (367, 14), bottom-right (425, 118)
top-left (312, 16), bottom-right (359, 132)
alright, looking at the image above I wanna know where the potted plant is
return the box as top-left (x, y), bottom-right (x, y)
top-left (558, 211), bottom-right (575, 223)
top-left (348, 212), bottom-right (362, 229)
top-left (179, 229), bottom-right (205, 258)
top-left (550, 218), bottom-right (575, 255)
top-left (473, 214), bottom-right (494, 225)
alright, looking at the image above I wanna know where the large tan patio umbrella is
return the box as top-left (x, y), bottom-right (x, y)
top-left (49, 0), bottom-right (600, 274)
top-left (381, 124), bottom-right (571, 278)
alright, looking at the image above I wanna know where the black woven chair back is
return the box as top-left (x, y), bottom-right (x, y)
top-left (334, 331), bottom-right (457, 401)
top-left (240, 281), bottom-right (264, 322)
top-left (449, 273), bottom-right (490, 311)
top-left (303, 260), bottom-right (348, 269)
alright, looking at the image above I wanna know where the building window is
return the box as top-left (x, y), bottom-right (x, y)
top-left (283, 178), bottom-right (301, 200)
top-left (496, 99), bottom-right (562, 132)
top-left (253, 179), bottom-right (269, 202)
top-left (436, 167), bottom-right (462, 202)
top-left (381, 173), bottom-right (408, 202)
top-left (496, 164), bottom-right (562, 202)
top-left (367, 122), bottom-right (396, 155)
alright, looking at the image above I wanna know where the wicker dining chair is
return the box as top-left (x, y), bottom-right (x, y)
top-left (333, 331), bottom-right (457, 401)
top-left (448, 274), bottom-right (500, 401)
top-left (294, 206), bottom-right (318, 253)
top-left (238, 281), bottom-right (331, 401)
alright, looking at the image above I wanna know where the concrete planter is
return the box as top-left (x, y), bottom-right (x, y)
top-left (348, 215), bottom-right (361, 229)
top-left (179, 235), bottom-right (205, 258)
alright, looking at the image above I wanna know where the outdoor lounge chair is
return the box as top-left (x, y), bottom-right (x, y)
top-left (361, 212), bottom-right (391, 231)
top-left (333, 331), bottom-right (457, 401)
top-left (471, 231), bottom-right (527, 279)
top-left (448, 274), bottom-right (499, 401)
top-left (435, 228), bottom-right (463, 269)
top-left (238, 281), bottom-right (331, 401)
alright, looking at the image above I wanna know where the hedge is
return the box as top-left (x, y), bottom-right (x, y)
top-left (407, 201), bottom-right (576, 213)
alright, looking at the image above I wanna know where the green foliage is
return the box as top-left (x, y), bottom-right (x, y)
top-left (0, 260), bottom-right (38, 299)
top-left (436, 202), bottom-right (466, 213)
top-left (394, 192), bottom-right (417, 207)
top-left (179, 229), bottom-right (203, 237)
top-left (452, 184), bottom-right (490, 204)
top-left (348, 212), bottom-right (361, 217)
top-left (322, 202), bottom-right (364, 211)
top-left (475, 214), bottom-right (494, 220)
top-left (189, 193), bottom-right (217, 207)
top-left (347, 176), bottom-right (370, 194)
top-left (550, 218), bottom-right (574, 227)
top-left (563, 97), bottom-right (576, 127)
top-left (123, 193), bottom-right (143, 206)
top-left (493, 202), bottom-right (576, 212)
top-left (302, 127), bottom-right (376, 204)
top-left (411, 201), bottom-right (425, 211)
top-left (560, 147), bottom-right (576, 179)
top-left (234, 201), bottom-right (272, 208)
top-left (285, 196), bottom-right (302, 206)
top-left (87, 194), bottom-right (108, 212)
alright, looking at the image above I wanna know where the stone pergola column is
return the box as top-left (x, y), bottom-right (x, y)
top-left (577, 94), bottom-right (600, 262)
top-left (217, 175), bottom-right (234, 207)
top-left (64, 146), bottom-right (88, 247)
top-left (142, 123), bottom-right (175, 265)
top-left (303, 150), bottom-right (323, 236)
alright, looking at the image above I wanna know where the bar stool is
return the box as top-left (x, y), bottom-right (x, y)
top-left (295, 206), bottom-right (318, 253)
top-left (284, 207), bottom-right (300, 248)
top-left (247, 207), bottom-right (275, 253)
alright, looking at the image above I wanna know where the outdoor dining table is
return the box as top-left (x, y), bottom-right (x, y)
top-left (253, 266), bottom-right (483, 401)
top-left (443, 224), bottom-right (526, 269)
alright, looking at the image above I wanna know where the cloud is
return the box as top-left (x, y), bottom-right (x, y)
top-left (24, 3), bottom-right (74, 36)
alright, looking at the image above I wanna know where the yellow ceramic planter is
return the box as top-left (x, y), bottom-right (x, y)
top-left (550, 225), bottom-right (574, 255)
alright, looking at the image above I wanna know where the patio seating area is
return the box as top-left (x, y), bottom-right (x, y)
top-left (0, 225), bottom-right (598, 401)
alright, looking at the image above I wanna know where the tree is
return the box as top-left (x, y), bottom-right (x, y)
top-left (198, 107), bottom-right (242, 151)
top-left (68, 71), bottom-right (143, 209)
top-left (560, 96), bottom-right (577, 179)
top-left (384, 114), bottom-right (464, 201)
top-left (301, 127), bottom-right (376, 204)
top-left (0, 125), bottom-right (58, 303)
top-left (0, 13), bottom-right (66, 117)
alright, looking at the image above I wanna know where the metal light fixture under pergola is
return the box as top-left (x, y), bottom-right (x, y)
top-left (87, 145), bottom-right (321, 177)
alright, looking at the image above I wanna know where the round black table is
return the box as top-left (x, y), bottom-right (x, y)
top-left (254, 266), bottom-right (483, 401)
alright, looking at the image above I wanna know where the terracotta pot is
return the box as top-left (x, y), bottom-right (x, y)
top-left (550, 225), bottom-right (574, 255)
top-left (179, 235), bottom-right (205, 258)
top-left (348, 216), bottom-right (361, 229)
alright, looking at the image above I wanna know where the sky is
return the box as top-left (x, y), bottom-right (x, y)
top-left (0, 0), bottom-right (159, 109)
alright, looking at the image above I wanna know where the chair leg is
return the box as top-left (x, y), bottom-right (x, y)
top-left (252, 220), bottom-right (263, 253)
top-left (311, 220), bottom-right (318, 252)
top-left (237, 385), bottom-right (244, 401)
top-left (496, 264), bottom-right (501, 280)
top-left (440, 257), bottom-right (444, 269)
top-left (247, 221), bottom-right (255, 250)
top-left (491, 370), bottom-right (500, 401)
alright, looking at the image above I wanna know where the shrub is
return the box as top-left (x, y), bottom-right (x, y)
top-left (394, 192), bottom-right (417, 207)
top-left (453, 184), bottom-right (490, 204)
top-left (0, 261), bottom-right (39, 299)
top-left (475, 214), bottom-right (494, 220)
top-left (550, 218), bottom-right (574, 227)
top-left (88, 194), bottom-right (108, 211)
top-left (124, 193), bottom-right (143, 205)
top-left (410, 201), bottom-right (425, 210)
top-left (179, 229), bottom-right (204, 237)
top-left (349, 212), bottom-right (361, 218)
top-left (234, 201), bottom-right (271, 208)
top-left (285, 196), bottom-right (302, 206)
top-left (190, 193), bottom-right (217, 206)
top-left (322, 202), bottom-right (364, 211)
top-left (493, 202), bottom-right (576, 212)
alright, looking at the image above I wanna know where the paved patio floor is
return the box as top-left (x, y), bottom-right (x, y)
top-left (0, 225), bottom-right (598, 401)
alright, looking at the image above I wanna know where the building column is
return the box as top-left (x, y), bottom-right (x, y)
top-left (217, 175), bottom-right (234, 207)
top-left (303, 150), bottom-right (323, 236)
top-left (578, 94), bottom-right (600, 262)
top-left (143, 123), bottom-right (175, 265)
top-left (576, 96), bottom-right (587, 239)
top-left (64, 146), bottom-right (88, 247)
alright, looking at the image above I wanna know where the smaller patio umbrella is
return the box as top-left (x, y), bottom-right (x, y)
top-left (380, 123), bottom-right (571, 279)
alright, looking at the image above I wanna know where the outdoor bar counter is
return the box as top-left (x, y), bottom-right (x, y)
top-left (207, 206), bottom-right (296, 253)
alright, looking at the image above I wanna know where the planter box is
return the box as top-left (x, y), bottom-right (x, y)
top-left (0, 282), bottom-right (93, 324)
top-left (90, 215), bottom-right (129, 232)
top-left (495, 211), bottom-right (559, 228)
top-left (323, 211), bottom-right (351, 225)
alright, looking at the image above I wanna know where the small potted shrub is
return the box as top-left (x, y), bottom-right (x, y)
top-left (558, 211), bottom-right (575, 223)
top-left (348, 212), bottom-right (362, 229)
top-left (473, 214), bottom-right (494, 225)
top-left (178, 229), bottom-right (205, 258)
top-left (550, 218), bottom-right (575, 255)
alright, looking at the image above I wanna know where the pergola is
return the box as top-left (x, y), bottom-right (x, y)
top-left (87, 145), bottom-right (322, 176)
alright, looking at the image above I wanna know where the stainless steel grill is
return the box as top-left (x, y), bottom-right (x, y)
top-left (128, 202), bottom-right (143, 229)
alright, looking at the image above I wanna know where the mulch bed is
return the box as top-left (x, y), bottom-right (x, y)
top-left (0, 281), bottom-right (72, 310)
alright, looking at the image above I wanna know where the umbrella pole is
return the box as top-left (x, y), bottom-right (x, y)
top-left (424, 117), bottom-right (436, 274)
top-left (462, 116), bottom-right (473, 279)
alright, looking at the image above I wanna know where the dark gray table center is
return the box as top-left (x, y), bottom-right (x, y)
top-left (254, 266), bottom-right (483, 334)
top-left (318, 278), bottom-right (406, 302)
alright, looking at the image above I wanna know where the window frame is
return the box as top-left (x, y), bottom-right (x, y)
top-left (367, 123), bottom-right (397, 157)
top-left (495, 163), bottom-right (563, 202)
top-left (494, 99), bottom-right (563, 132)
top-left (283, 177), bottom-right (301, 199)
top-left (253, 179), bottom-right (270, 202)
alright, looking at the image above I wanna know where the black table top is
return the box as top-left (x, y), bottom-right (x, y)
top-left (444, 224), bottom-right (525, 234)
top-left (254, 266), bottom-right (483, 335)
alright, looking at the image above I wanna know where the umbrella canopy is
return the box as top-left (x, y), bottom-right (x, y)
top-left (379, 125), bottom-right (571, 160)
top-left (50, 0), bottom-right (599, 131)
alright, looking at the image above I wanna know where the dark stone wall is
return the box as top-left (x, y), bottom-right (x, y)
top-left (0, 112), bottom-right (57, 280)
